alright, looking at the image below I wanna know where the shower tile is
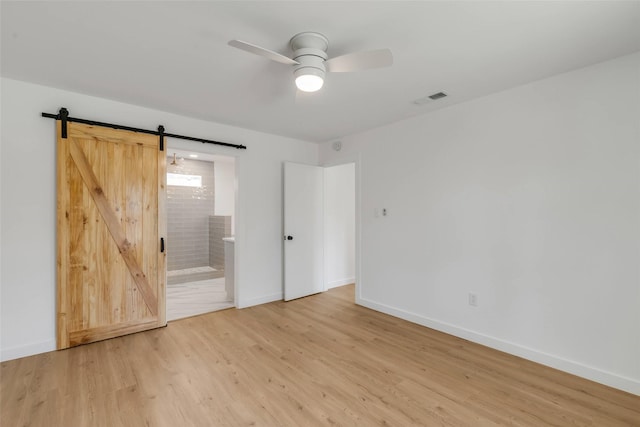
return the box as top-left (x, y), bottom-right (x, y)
top-left (167, 158), bottom-right (215, 271)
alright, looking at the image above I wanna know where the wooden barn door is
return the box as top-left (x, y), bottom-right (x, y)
top-left (56, 122), bottom-right (166, 349)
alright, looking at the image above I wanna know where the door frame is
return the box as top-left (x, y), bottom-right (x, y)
top-left (322, 153), bottom-right (362, 302)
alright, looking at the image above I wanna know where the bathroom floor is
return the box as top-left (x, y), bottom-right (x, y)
top-left (166, 277), bottom-right (234, 321)
top-left (167, 266), bottom-right (223, 285)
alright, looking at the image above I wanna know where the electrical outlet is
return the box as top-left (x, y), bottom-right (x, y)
top-left (468, 293), bottom-right (478, 307)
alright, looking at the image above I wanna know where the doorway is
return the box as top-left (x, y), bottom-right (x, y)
top-left (283, 160), bottom-right (357, 302)
top-left (165, 149), bottom-right (236, 321)
top-left (323, 162), bottom-right (356, 291)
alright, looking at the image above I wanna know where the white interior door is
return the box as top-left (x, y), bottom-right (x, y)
top-left (284, 162), bottom-right (324, 301)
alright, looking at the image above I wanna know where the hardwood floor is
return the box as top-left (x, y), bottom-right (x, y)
top-left (2, 285), bottom-right (638, 426)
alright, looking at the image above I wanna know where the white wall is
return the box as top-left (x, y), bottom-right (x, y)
top-left (0, 78), bottom-right (318, 361)
top-left (320, 52), bottom-right (640, 394)
top-left (214, 158), bottom-right (236, 233)
top-left (324, 163), bottom-right (355, 289)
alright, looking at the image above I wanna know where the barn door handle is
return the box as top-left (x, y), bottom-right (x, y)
top-left (160, 237), bottom-right (165, 253)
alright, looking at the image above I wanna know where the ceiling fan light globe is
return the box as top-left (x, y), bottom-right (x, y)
top-left (294, 67), bottom-right (325, 92)
top-left (295, 74), bottom-right (324, 92)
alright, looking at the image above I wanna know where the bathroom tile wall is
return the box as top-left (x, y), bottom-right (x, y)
top-left (209, 215), bottom-right (232, 270)
top-left (167, 158), bottom-right (215, 271)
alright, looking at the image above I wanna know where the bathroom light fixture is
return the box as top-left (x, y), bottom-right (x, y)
top-left (189, 154), bottom-right (199, 158)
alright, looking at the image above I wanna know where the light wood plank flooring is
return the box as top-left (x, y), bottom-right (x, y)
top-left (166, 278), bottom-right (233, 321)
top-left (1, 285), bottom-right (638, 426)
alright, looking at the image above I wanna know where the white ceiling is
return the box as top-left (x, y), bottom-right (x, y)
top-left (2, 1), bottom-right (639, 143)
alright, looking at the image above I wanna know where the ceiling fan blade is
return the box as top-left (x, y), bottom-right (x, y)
top-left (228, 39), bottom-right (299, 65)
top-left (325, 49), bottom-right (393, 73)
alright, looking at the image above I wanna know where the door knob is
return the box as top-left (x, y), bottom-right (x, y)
top-left (284, 235), bottom-right (293, 241)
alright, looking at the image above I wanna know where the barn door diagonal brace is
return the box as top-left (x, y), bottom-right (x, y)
top-left (42, 107), bottom-right (247, 150)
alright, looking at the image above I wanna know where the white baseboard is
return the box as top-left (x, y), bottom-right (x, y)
top-left (326, 277), bottom-right (355, 289)
top-left (237, 292), bottom-right (282, 309)
top-left (1, 339), bottom-right (56, 362)
top-left (356, 297), bottom-right (640, 396)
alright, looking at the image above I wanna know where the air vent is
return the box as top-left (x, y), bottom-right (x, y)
top-left (428, 92), bottom-right (447, 100)
top-left (413, 91), bottom-right (448, 105)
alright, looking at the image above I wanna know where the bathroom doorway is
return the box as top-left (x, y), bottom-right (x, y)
top-left (165, 149), bottom-right (236, 321)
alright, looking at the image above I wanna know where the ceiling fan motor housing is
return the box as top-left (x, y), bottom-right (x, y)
top-left (290, 32), bottom-right (329, 81)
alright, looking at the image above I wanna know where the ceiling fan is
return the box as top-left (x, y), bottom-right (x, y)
top-left (228, 32), bottom-right (393, 93)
